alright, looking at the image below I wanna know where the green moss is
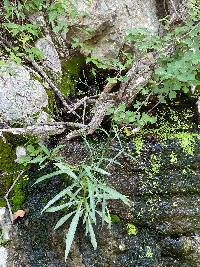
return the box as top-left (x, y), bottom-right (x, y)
top-left (0, 138), bottom-right (19, 196)
top-left (11, 174), bottom-right (29, 211)
top-left (110, 214), bottom-right (121, 223)
top-left (30, 71), bottom-right (54, 115)
top-left (0, 199), bottom-right (5, 207)
top-left (44, 87), bottom-right (54, 115)
top-left (0, 135), bottom-right (28, 209)
top-left (60, 55), bottom-right (86, 96)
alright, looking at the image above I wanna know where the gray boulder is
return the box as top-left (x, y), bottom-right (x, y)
top-left (0, 62), bottom-right (49, 125)
top-left (64, 0), bottom-right (160, 59)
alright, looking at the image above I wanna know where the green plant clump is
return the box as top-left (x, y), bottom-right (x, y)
top-left (18, 142), bottom-right (130, 260)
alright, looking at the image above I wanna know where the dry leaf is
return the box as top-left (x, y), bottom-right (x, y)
top-left (13, 209), bottom-right (26, 221)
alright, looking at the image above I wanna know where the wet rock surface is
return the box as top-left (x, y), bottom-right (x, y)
top-left (5, 131), bottom-right (200, 266)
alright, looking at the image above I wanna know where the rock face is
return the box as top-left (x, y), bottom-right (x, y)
top-left (64, 0), bottom-right (160, 58)
top-left (35, 35), bottom-right (62, 74)
top-left (0, 62), bottom-right (49, 125)
top-left (2, 103), bottom-right (199, 267)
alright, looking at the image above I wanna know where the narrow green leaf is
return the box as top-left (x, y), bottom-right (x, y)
top-left (96, 210), bottom-right (111, 225)
top-left (87, 178), bottom-right (96, 224)
top-left (101, 189), bottom-right (106, 226)
top-left (54, 211), bottom-right (75, 230)
top-left (55, 162), bottom-right (78, 180)
top-left (39, 144), bottom-right (50, 156)
top-left (103, 186), bottom-right (130, 206)
top-left (65, 203), bottom-right (83, 260)
top-left (46, 201), bottom-right (75, 213)
top-left (34, 170), bottom-right (65, 185)
top-left (42, 185), bottom-right (76, 212)
top-left (93, 167), bottom-right (111, 176)
top-left (88, 217), bottom-right (97, 249)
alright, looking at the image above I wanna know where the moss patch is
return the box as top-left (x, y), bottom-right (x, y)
top-left (60, 55), bottom-right (86, 96)
top-left (0, 135), bottom-right (28, 209)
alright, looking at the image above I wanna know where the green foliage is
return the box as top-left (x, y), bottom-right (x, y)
top-left (127, 18), bottom-right (200, 99)
top-left (106, 4), bottom-right (200, 129)
top-left (17, 143), bottom-right (64, 167)
top-left (19, 142), bottom-right (130, 260)
top-left (1, 0), bottom-right (82, 63)
top-left (107, 103), bottom-right (157, 127)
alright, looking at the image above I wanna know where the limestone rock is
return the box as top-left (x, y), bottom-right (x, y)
top-left (0, 62), bottom-right (49, 125)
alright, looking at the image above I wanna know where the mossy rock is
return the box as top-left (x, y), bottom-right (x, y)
top-left (0, 135), bottom-right (28, 210)
top-left (60, 55), bottom-right (86, 96)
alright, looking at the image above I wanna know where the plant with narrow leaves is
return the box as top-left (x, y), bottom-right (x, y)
top-left (18, 143), bottom-right (130, 260)
top-left (35, 161), bottom-right (130, 260)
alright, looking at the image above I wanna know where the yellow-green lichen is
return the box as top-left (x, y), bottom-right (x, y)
top-left (127, 223), bottom-right (137, 236)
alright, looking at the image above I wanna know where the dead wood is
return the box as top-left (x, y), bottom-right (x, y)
top-left (0, 122), bottom-right (84, 136)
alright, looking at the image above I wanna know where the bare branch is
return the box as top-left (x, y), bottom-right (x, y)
top-left (0, 122), bottom-right (85, 136)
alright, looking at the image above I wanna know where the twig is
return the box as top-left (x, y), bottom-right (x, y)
top-left (30, 60), bottom-right (80, 118)
top-left (67, 95), bottom-right (99, 113)
top-left (67, 96), bottom-right (88, 113)
top-left (148, 101), bottom-right (161, 113)
top-left (4, 170), bottom-right (25, 223)
top-left (82, 100), bottom-right (86, 125)
top-left (136, 92), bottom-right (153, 113)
